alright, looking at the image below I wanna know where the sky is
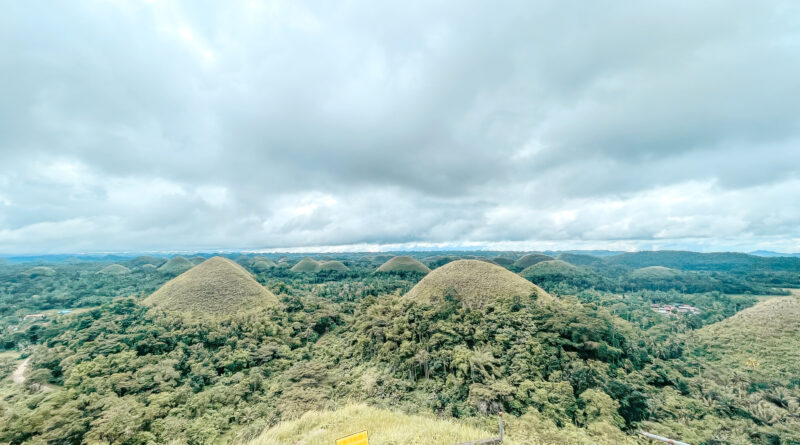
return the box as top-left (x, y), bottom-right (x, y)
top-left (1, 0), bottom-right (799, 254)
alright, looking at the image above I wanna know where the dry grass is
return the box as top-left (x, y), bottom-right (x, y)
top-left (291, 258), bottom-right (322, 273)
top-left (692, 294), bottom-right (800, 381)
top-left (405, 260), bottom-right (551, 311)
top-left (376, 256), bottom-right (430, 274)
top-left (144, 256), bottom-right (278, 317)
top-left (248, 404), bottom-right (502, 445)
top-left (246, 404), bottom-right (635, 445)
top-left (96, 264), bottom-right (131, 275)
top-left (158, 256), bottom-right (194, 274)
top-left (319, 260), bottom-right (349, 272)
top-left (513, 253), bottom-right (554, 269)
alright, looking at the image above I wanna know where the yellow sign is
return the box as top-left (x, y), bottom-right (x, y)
top-left (335, 430), bottom-right (368, 445)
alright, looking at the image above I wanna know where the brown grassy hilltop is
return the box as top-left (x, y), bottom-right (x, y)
top-left (319, 260), bottom-right (349, 272)
top-left (405, 259), bottom-right (551, 311)
top-left (158, 256), bottom-right (194, 274)
top-left (375, 256), bottom-right (431, 274)
top-left (96, 264), bottom-right (131, 275)
top-left (144, 256), bottom-right (279, 317)
top-left (291, 257), bottom-right (322, 273)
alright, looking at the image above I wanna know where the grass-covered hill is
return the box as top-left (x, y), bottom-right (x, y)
top-left (126, 255), bottom-right (165, 267)
top-left (629, 265), bottom-right (679, 279)
top-left (375, 255), bottom-right (431, 274)
top-left (24, 266), bottom-right (55, 278)
top-left (252, 258), bottom-right (277, 272)
top-left (490, 256), bottom-right (515, 267)
top-left (189, 255), bottom-right (208, 265)
top-left (157, 256), bottom-right (194, 274)
top-left (512, 253), bottom-right (554, 269)
top-left (635, 293), bottom-right (800, 444)
top-left (96, 264), bottom-right (131, 275)
top-left (603, 250), bottom-right (800, 273)
top-left (405, 259), bottom-right (551, 311)
top-left (520, 259), bottom-right (601, 289)
top-left (693, 293), bottom-right (800, 382)
top-left (319, 260), bottom-right (349, 272)
top-left (144, 256), bottom-right (279, 316)
top-left (291, 257), bottom-right (322, 273)
top-left (556, 252), bottom-right (602, 266)
top-left (423, 255), bottom-right (462, 269)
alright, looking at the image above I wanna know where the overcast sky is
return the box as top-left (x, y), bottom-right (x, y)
top-left (1, 0), bottom-right (799, 254)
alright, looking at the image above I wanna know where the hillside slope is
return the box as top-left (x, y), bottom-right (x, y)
top-left (693, 293), bottom-right (800, 381)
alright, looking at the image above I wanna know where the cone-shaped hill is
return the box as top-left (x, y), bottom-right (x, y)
top-left (290, 257), bottom-right (322, 273)
top-left (513, 253), bottom-right (554, 269)
top-left (189, 256), bottom-right (208, 265)
top-left (319, 260), bottom-right (349, 272)
top-left (252, 257), bottom-right (277, 272)
top-left (490, 256), bottom-right (515, 267)
top-left (521, 259), bottom-right (577, 274)
top-left (376, 256), bottom-right (431, 274)
top-left (128, 256), bottom-right (165, 267)
top-left (144, 256), bottom-right (278, 317)
top-left (97, 264), bottom-right (131, 275)
top-left (405, 260), bottom-right (551, 311)
top-left (158, 256), bottom-right (194, 274)
top-left (25, 266), bottom-right (56, 278)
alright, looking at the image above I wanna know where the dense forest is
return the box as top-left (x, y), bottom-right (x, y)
top-left (0, 251), bottom-right (798, 444)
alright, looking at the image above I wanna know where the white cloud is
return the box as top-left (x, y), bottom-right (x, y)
top-left (0, 0), bottom-right (799, 253)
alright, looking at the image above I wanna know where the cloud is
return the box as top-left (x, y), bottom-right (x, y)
top-left (0, 0), bottom-right (799, 254)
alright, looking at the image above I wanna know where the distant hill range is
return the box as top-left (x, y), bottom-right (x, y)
top-left (748, 250), bottom-right (800, 257)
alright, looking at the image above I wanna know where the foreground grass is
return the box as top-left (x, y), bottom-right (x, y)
top-left (248, 404), bottom-right (641, 445)
top-left (249, 404), bottom-right (504, 445)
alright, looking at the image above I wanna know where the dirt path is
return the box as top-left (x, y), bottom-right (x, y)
top-left (12, 357), bottom-right (30, 385)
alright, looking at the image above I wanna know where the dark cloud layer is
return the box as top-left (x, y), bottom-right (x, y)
top-left (1, 0), bottom-right (799, 254)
